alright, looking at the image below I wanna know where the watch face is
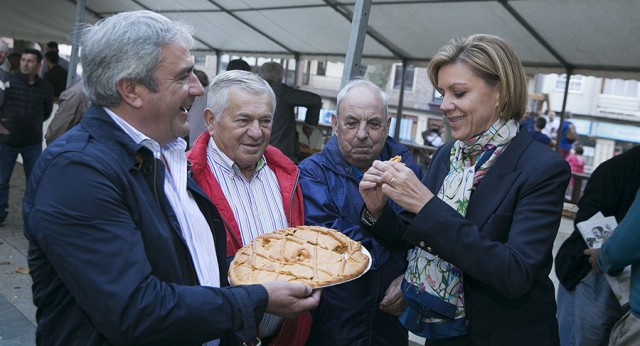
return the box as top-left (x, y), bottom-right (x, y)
top-left (363, 209), bottom-right (376, 225)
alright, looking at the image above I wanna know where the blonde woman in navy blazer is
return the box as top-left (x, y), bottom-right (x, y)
top-left (359, 34), bottom-right (570, 346)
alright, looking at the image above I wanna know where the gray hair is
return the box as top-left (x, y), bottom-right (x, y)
top-left (336, 79), bottom-right (389, 118)
top-left (258, 62), bottom-right (284, 87)
top-left (207, 70), bottom-right (276, 122)
top-left (81, 10), bottom-right (194, 107)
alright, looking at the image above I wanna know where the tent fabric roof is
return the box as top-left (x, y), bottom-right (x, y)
top-left (3, 0), bottom-right (640, 79)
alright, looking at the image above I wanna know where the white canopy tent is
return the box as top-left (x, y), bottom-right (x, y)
top-left (2, 0), bottom-right (639, 139)
top-left (2, 0), bottom-right (639, 78)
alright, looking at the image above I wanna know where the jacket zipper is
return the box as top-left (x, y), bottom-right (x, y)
top-left (152, 158), bottom-right (162, 207)
top-left (221, 216), bottom-right (243, 251)
top-left (288, 169), bottom-right (300, 225)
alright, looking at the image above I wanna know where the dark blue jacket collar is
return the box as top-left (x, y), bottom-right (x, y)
top-left (81, 105), bottom-right (153, 170)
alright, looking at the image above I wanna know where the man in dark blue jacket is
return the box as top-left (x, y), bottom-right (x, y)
top-left (23, 10), bottom-right (319, 346)
top-left (0, 48), bottom-right (53, 225)
top-left (299, 79), bottom-right (421, 346)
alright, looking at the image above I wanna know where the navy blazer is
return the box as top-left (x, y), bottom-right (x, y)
top-left (367, 130), bottom-right (569, 345)
top-left (24, 106), bottom-right (268, 345)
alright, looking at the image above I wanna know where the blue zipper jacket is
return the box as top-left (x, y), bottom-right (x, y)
top-left (298, 135), bottom-right (422, 346)
top-left (23, 106), bottom-right (268, 345)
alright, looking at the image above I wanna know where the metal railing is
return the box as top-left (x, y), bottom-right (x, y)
top-left (565, 172), bottom-right (591, 204)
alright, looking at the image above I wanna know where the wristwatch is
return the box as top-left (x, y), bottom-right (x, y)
top-left (362, 208), bottom-right (378, 226)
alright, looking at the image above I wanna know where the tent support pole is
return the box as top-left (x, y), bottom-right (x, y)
top-left (394, 59), bottom-right (408, 140)
top-left (293, 53), bottom-right (300, 86)
top-left (555, 69), bottom-right (573, 153)
top-left (340, 0), bottom-right (371, 89)
top-left (67, 0), bottom-right (86, 88)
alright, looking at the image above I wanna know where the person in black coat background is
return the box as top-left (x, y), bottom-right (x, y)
top-left (555, 145), bottom-right (640, 346)
top-left (259, 62), bottom-right (322, 163)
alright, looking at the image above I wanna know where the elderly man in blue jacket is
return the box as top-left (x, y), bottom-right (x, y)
top-left (22, 11), bottom-right (319, 346)
top-left (299, 79), bottom-right (422, 346)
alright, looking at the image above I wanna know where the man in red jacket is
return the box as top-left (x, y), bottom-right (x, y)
top-left (187, 70), bottom-right (310, 346)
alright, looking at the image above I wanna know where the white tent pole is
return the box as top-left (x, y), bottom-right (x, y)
top-left (340, 0), bottom-right (371, 89)
top-left (67, 0), bottom-right (86, 88)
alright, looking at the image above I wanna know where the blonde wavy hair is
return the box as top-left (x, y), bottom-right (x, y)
top-left (428, 34), bottom-right (528, 121)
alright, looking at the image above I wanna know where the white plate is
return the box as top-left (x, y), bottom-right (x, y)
top-left (313, 245), bottom-right (372, 288)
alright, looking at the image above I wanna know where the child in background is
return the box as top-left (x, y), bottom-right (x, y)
top-left (566, 144), bottom-right (586, 192)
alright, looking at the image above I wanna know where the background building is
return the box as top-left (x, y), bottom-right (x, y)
top-left (193, 54), bottom-right (639, 173)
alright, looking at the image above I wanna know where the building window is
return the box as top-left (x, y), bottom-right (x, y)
top-left (555, 74), bottom-right (583, 92)
top-left (389, 114), bottom-right (417, 142)
top-left (283, 59), bottom-right (295, 85)
top-left (393, 65), bottom-right (415, 90)
top-left (432, 89), bottom-right (443, 103)
top-left (317, 61), bottom-right (326, 76)
top-left (194, 55), bottom-right (206, 66)
top-left (602, 78), bottom-right (638, 97)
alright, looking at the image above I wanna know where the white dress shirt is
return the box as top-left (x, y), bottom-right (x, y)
top-left (206, 137), bottom-right (288, 337)
top-left (105, 108), bottom-right (220, 346)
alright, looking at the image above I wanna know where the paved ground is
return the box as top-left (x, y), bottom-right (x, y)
top-left (0, 164), bottom-right (36, 345)
top-left (0, 162), bottom-right (574, 345)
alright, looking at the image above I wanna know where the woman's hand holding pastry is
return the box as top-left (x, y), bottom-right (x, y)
top-left (370, 160), bottom-right (433, 214)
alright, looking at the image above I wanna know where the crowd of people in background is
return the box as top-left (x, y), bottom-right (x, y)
top-left (0, 9), bottom-right (638, 346)
top-left (518, 104), bottom-right (591, 202)
top-left (515, 92), bottom-right (640, 346)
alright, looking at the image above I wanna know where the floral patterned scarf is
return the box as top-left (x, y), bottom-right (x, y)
top-left (400, 118), bottom-right (519, 339)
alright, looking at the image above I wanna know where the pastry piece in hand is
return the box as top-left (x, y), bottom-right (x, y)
top-left (229, 225), bottom-right (370, 288)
